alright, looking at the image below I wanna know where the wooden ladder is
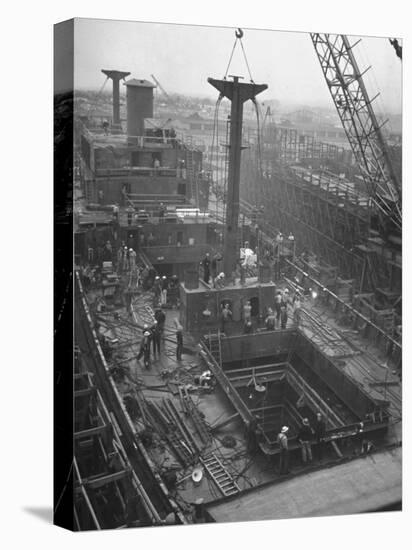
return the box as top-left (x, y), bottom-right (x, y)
top-left (208, 331), bottom-right (222, 367)
top-left (201, 453), bottom-right (240, 497)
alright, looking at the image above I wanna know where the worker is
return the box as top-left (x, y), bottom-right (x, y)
top-left (153, 276), bottom-right (162, 307)
top-left (244, 320), bottom-right (253, 334)
top-left (129, 248), bottom-right (137, 271)
top-left (154, 307), bottom-right (166, 333)
top-left (265, 308), bottom-right (276, 331)
top-left (276, 426), bottom-right (290, 475)
top-left (282, 288), bottom-right (290, 305)
top-left (112, 203), bottom-right (119, 223)
top-left (169, 274), bottom-right (180, 307)
top-left (220, 302), bottom-right (232, 333)
top-left (102, 119), bottom-right (109, 135)
top-left (195, 369), bottom-right (215, 390)
top-left (124, 287), bottom-right (133, 316)
top-left (201, 253), bottom-right (211, 284)
top-left (139, 232), bottom-right (146, 248)
top-left (198, 370), bottom-right (213, 387)
top-left (179, 159), bottom-right (186, 179)
top-left (151, 320), bottom-right (161, 357)
top-left (103, 241), bottom-right (113, 262)
top-left (147, 267), bottom-right (156, 289)
top-left (161, 275), bottom-right (168, 305)
top-left (280, 303), bottom-right (288, 329)
top-left (276, 232), bottom-right (284, 255)
top-left (243, 300), bottom-right (252, 323)
top-left (274, 290), bottom-right (282, 327)
top-left (116, 246), bottom-right (123, 273)
top-left (176, 323), bottom-right (183, 361)
top-left (215, 271), bottom-right (225, 289)
top-left (293, 292), bottom-right (302, 326)
top-left (314, 412), bottom-right (326, 461)
top-left (297, 418), bottom-right (314, 464)
top-left (121, 184), bottom-right (127, 206)
top-left (122, 246), bottom-right (129, 271)
top-left (137, 330), bottom-right (152, 369)
top-left (211, 254), bottom-right (220, 281)
top-left (158, 202), bottom-right (166, 219)
top-left (87, 246), bottom-right (94, 265)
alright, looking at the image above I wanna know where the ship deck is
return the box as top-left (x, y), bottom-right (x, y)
top-left (84, 269), bottom-right (401, 516)
top-left (205, 446), bottom-right (402, 522)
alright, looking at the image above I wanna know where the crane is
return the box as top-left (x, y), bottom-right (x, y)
top-left (389, 38), bottom-right (402, 60)
top-left (150, 74), bottom-right (170, 100)
top-left (310, 34), bottom-right (401, 236)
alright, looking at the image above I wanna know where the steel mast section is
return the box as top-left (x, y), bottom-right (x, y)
top-left (310, 34), bottom-right (401, 234)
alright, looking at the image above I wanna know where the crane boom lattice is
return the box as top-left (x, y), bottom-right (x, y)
top-left (310, 33), bottom-right (401, 233)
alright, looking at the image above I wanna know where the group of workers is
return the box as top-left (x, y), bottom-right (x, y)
top-left (201, 252), bottom-right (224, 287)
top-left (116, 245), bottom-right (138, 273)
top-left (218, 287), bottom-right (303, 335)
top-left (276, 413), bottom-right (326, 475)
top-left (136, 309), bottom-right (185, 369)
top-left (136, 308), bottom-right (166, 368)
top-left (152, 274), bottom-right (180, 308)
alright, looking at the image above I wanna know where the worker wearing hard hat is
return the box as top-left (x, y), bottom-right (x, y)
top-left (277, 426), bottom-right (290, 475)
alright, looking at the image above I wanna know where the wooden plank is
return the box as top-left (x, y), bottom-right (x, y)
top-left (84, 468), bottom-right (131, 490)
top-left (74, 424), bottom-right (108, 439)
top-left (75, 387), bottom-right (96, 398)
top-left (210, 412), bottom-right (241, 432)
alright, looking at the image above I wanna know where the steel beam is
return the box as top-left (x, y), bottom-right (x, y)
top-left (208, 76), bottom-right (267, 278)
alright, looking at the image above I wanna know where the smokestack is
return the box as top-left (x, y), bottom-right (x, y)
top-left (124, 79), bottom-right (156, 142)
top-left (101, 70), bottom-right (131, 128)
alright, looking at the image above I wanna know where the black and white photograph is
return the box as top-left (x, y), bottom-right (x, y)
top-left (53, 16), bottom-right (404, 531)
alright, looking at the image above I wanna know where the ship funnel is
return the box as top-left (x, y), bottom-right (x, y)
top-left (124, 78), bottom-right (156, 143)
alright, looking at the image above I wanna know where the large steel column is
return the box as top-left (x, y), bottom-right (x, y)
top-left (101, 70), bottom-right (131, 126)
top-left (208, 76), bottom-right (267, 278)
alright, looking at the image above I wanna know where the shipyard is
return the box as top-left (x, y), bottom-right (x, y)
top-left (66, 22), bottom-right (402, 529)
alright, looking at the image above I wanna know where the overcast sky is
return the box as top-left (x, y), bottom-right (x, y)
top-left (73, 18), bottom-right (402, 113)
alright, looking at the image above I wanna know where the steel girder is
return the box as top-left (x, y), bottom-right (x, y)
top-left (310, 34), bottom-right (401, 233)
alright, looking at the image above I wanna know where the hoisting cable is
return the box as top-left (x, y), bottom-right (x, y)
top-left (252, 98), bottom-right (263, 180)
top-left (86, 76), bottom-right (109, 118)
top-left (210, 94), bottom-right (223, 221)
top-left (239, 36), bottom-right (254, 82)
top-left (224, 28), bottom-right (254, 82)
top-left (224, 37), bottom-right (238, 79)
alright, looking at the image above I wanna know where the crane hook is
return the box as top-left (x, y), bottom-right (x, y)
top-left (235, 28), bottom-right (244, 39)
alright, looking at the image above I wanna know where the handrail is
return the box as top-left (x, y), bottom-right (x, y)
top-left (285, 259), bottom-right (401, 351)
